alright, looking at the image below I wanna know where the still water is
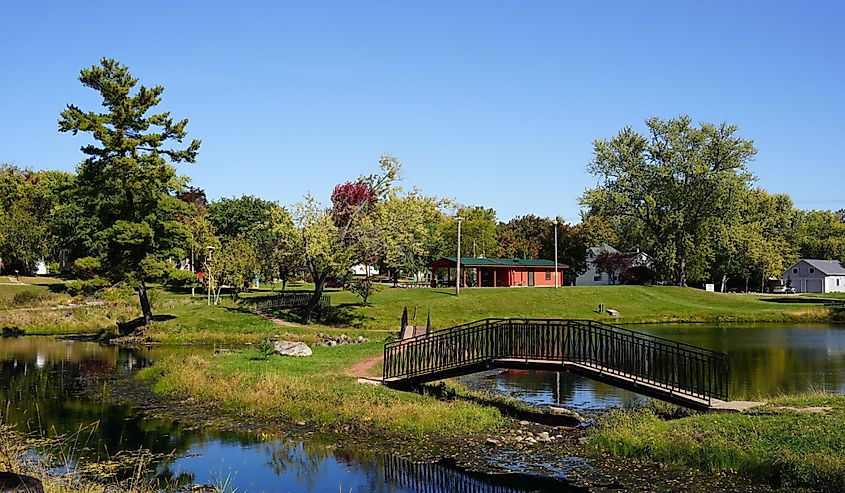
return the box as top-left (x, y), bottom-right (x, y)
top-left (3, 323), bottom-right (843, 491)
top-left (464, 323), bottom-right (845, 412)
top-left (0, 337), bottom-right (581, 492)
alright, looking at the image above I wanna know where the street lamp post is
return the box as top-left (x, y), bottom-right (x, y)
top-left (456, 216), bottom-right (464, 297)
top-left (206, 246), bottom-right (215, 306)
top-left (553, 219), bottom-right (559, 288)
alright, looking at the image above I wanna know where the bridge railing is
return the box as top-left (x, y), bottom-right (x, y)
top-left (383, 319), bottom-right (507, 380)
top-left (254, 292), bottom-right (331, 311)
top-left (564, 320), bottom-right (728, 402)
top-left (384, 318), bottom-right (729, 404)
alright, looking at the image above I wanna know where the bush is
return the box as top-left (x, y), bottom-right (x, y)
top-left (167, 269), bottom-right (196, 288)
top-left (348, 278), bottom-right (383, 304)
top-left (72, 257), bottom-right (101, 280)
top-left (255, 338), bottom-right (275, 359)
top-left (12, 290), bottom-right (50, 306)
top-left (66, 276), bottom-right (110, 296)
top-left (619, 266), bottom-right (654, 285)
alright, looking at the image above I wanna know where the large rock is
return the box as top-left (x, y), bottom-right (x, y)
top-left (273, 341), bottom-right (312, 357)
top-left (0, 472), bottom-right (44, 493)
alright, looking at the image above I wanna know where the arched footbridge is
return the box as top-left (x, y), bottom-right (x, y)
top-left (383, 319), bottom-right (730, 410)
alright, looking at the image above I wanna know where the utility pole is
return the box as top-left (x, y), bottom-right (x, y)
top-left (206, 246), bottom-right (215, 306)
top-left (456, 216), bottom-right (464, 297)
top-left (553, 218), bottom-right (559, 288)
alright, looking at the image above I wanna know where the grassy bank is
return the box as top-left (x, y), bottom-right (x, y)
top-left (588, 395), bottom-right (845, 491)
top-left (138, 344), bottom-right (507, 437)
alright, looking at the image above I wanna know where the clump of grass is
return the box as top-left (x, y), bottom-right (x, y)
top-left (587, 395), bottom-right (845, 491)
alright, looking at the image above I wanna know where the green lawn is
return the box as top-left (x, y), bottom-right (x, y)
top-left (243, 284), bottom-right (836, 331)
top-left (3, 280), bottom-right (840, 341)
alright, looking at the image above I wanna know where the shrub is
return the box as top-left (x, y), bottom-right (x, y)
top-left (348, 278), bottom-right (383, 305)
top-left (167, 269), bottom-right (196, 288)
top-left (255, 338), bottom-right (275, 359)
top-left (12, 290), bottom-right (50, 306)
top-left (72, 257), bottom-right (102, 280)
top-left (619, 265), bottom-right (654, 285)
top-left (66, 276), bottom-right (110, 296)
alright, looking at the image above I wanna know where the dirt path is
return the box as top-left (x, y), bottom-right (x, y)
top-left (351, 353), bottom-right (384, 379)
top-left (252, 308), bottom-right (302, 328)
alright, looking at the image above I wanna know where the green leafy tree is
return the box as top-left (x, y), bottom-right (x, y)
top-left (497, 215), bottom-right (549, 259)
top-left (0, 165), bottom-right (75, 274)
top-left (217, 235), bottom-right (258, 300)
top-left (438, 206), bottom-right (498, 258)
top-left (582, 116), bottom-right (756, 286)
top-left (59, 58), bottom-right (200, 324)
top-left (375, 190), bottom-right (445, 284)
top-left (294, 156), bottom-right (401, 323)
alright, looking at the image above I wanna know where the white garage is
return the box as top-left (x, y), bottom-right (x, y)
top-left (782, 259), bottom-right (845, 294)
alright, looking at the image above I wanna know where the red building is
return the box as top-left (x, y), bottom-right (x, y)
top-left (427, 257), bottom-right (568, 287)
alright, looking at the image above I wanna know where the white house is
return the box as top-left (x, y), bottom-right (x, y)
top-left (575, 244), bottom-right (653, 286)
top-left (782, 259), bottom-right (845, 293)
top-left (351, 264), bottom-right (379, 276)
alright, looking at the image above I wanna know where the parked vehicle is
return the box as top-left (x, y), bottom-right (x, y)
top-left (772, 285), bottom-right (796, 294)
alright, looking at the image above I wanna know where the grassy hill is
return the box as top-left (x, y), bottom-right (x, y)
top-left (244, 284), bottom-right (838, 331)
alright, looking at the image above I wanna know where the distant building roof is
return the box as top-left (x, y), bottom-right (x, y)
top-left (793, 259), bottom-right (845, 275)
top-left (428, 257), bottom-right (569, 268)
top-left (587, 244), bottom-right (619, 257)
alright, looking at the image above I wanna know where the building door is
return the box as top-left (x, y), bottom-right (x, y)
top-left (806, 279), bottom-right (823, 293)
top-left (528, 271), bottom-right (535, 286)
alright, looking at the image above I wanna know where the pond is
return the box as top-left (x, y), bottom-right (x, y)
top-left (5, 323), bottom-right (841, 491)
top-left (461, 323), bottom-right (845, 412)
top-left (0, 337), bottom-right (584, 492)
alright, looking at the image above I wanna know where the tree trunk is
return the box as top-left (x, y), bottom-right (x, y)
top-left (302, 270), bottom-right (329, 324)
top-left (674, 256), bottom-right (687, 287)
top-left (138, 282), bottom-right (153, 325)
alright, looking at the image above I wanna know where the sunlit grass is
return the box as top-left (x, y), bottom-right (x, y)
top-left (588, 393), bottom-right (845, 490)
top-left (140, 346), bottom-right (506, 437)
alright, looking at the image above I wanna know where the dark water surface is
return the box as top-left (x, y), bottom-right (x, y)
top-left (462, 323), bottom-right (845, 412)
top-left (0, 337), bottom-right (583, 492)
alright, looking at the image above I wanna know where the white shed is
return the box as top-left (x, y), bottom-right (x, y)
top-left (782, 259), bottom-right (845, 293)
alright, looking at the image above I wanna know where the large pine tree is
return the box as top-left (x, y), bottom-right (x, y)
top-left (59, 58), bottom-right (201, 324)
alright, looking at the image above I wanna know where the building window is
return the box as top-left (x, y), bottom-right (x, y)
top-left (594, 275), bottom-right (602, 282)
top-left (809, 268), bottom-right (815, 274)
top-left (545, 271), bottom-right (551, 280)
top-left (838, 279), bottom-right (841, 286)
top-left (793, 268), bottom-right (798, 274)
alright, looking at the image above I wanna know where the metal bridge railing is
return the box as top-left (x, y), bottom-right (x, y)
top-left (254, 292), bottom-right (331, 311)
top-left (383, 318), bottom-right (729, 404)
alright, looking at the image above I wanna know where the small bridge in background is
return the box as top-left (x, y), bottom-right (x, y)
top-left (383, 318), bottom-right (730, 410)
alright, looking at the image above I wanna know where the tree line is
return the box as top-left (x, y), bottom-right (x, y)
top-left (2, 59), bottom-right (843, 324)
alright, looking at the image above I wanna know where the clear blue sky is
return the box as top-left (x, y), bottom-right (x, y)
top-left (2, 1), bottom-right (843, 222)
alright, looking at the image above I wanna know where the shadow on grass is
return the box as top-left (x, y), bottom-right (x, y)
top-left (757, 297), bottom-right (840, 305)
top-left (118, 314), bottom-right (177, 334)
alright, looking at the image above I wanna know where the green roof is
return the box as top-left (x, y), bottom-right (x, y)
top-left (436, 257), bottom-right (566, 268)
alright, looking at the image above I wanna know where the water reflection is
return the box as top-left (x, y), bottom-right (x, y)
top-left (0, 337), bottom-right (577, 492)
top-left (467, 323), bottom-right (845, 411)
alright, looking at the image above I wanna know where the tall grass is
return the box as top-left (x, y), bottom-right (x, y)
top-left (141, 349), bottom-right (506, 437)
top-left (588, 395), bottom-right (845, 491)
